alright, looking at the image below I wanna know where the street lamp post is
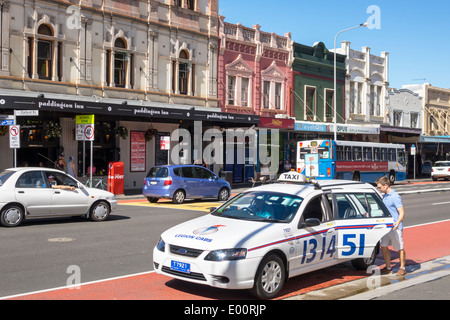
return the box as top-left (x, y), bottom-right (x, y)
top-left (333, 23), bottom-right (368, 141)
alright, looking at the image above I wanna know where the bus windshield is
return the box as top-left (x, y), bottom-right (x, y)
top-left (298, 142), bottom-right (331, 160)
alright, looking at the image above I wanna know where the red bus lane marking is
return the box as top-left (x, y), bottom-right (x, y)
top-left (6, 220), bottom-right (450, 300)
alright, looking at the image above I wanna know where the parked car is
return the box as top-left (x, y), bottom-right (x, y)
top-left (143, 165), bottom-right (231, 204)
top-left (0, 167), bottom-right (117, 227)
top-left (431, 161), bottom-right (450, 181)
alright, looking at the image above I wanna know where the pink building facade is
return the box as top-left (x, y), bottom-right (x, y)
top-left (218, 17), bottom-right (294, 119)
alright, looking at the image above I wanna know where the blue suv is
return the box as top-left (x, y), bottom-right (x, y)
top-left (143, 165), bottom-right (231, 204)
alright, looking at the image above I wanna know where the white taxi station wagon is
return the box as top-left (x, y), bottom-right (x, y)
top-left (153, 172), bottom-right (394, 299)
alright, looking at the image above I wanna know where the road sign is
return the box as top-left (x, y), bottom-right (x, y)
top-left (15, 110), bottom-right (39, 116)
top-left (0, 115), bottom-right (15, 126)
top-left (9, 125), bottom-right (20, 149)
top-left (84, 124), bottom-right (95, 141)
top-left (411, 144), bottom-right (416, 156)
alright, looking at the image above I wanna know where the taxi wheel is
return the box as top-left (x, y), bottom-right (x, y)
top-left (351, 244), bottom-right (379, 270)
top-left (0, 205), bottom-right (24, 227)
top-left (251, 254), bottom-right (286, 300)
top-left (90, 201), bottom-right (110, 222)
top-left (218, 188), bottom-right (230, 201)
top-left (173, 190), bottom-right (186, 204)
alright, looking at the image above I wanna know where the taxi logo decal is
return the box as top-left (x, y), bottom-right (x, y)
top-left (193, 225), bottom-right (226, 236)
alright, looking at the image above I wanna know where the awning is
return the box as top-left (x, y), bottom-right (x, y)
top-left (0, 94), bottom-right (260, 125)
top-left (419, 135), bottom-right (450, 144)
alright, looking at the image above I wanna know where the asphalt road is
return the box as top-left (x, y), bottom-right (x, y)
top-left (0, 181), bottom-right (449, 299)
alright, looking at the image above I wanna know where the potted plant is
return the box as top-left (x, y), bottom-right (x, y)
top-left (144, 128), bottom-right (159, 141)
top-left (114, 125), bottom-right (128, 139)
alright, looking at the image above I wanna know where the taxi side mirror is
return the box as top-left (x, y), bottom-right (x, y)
top-left (299, 218), bottom-right (321, 229)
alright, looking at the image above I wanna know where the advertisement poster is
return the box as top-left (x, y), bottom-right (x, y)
top-left (305, 153), bottom-right (319, 177)
top-left (130, 131), bottom-right (146, 172)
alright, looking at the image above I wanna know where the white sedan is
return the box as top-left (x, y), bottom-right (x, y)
top-left (153, 172), bottom-right (394, 299)
top-left (0, 167), bottom-right (117, 227)
top-left (431, 161), bottom-right (450, 181)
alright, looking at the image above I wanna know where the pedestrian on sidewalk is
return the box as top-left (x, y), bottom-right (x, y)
top-left (375, 176), bottom-right (407, 276)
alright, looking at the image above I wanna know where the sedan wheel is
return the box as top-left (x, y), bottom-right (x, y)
top-left (251, 254), bottom-right (285, 299)
top-left (1, 205), bottom-right (24, 227)
top-left (90, 201), bottom-right (110, 222)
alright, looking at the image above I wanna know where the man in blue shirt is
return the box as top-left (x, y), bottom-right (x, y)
top-left (376, 177), bottom-right (406, 276)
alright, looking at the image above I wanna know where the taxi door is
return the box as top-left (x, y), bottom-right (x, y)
top-left (333, 192), bottom-right (393, 260)
top-left (291, 195), bottom-right (337, 271)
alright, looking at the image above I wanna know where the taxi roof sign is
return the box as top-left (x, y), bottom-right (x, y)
top-left (278, 171), bottom-right (308, 183)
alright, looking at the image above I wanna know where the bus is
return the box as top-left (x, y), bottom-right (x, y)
top-left (296, 140), bottom-right (407, 184)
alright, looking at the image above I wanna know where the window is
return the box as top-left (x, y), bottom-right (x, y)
top-left (363, 147), bottom-right (373, 161)
top-left (374, 148), bottom-right (381, 161)
top-left (187, 0), bottom-right (195, 10)
top-left (15, 171), bottom-right (45, 189)
top-left (28, 24), bottom-right (63, 81)
top-left (352, 146), bottom-right (362, 161)
top-left (387, 149), bottom-right (396, 162)
top-left (241, 78), bottom-right (249, 107)
top-left (263, 81), bottom-right (270, 109)
top-left (227, 76), bottom-right (236, 105)
top-left (302, 196), bottom-right (330, 222)
top-left (393, 110), bottom-right (402, 126)
top-left (106, 37), bottom-right (134, 88)
top-left (325, 90), bottom-right (334, 121)
top-left (305, 87), bottom-right (315, 121)
top-left (381, 148), bottom-right (388, 161)
top-left (173, 49), bottom-right (193, 95)
top-left (410, 112), bottom-right (419, 129)
top-left (275, 83), bottom-right (282, 109)
top-left (335, 193), bottom-right (389, 219)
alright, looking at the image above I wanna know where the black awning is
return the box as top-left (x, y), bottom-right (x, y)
top-left (0, 95), bottom-right (259, 125)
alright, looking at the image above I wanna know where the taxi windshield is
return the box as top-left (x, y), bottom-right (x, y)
top-left (212, 191), bottom-right (303, 223)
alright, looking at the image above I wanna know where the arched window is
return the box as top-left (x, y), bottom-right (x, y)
top-left (27, 23), bottom-right (63, 81)
top-left (173, 49), bottom-right (194, 95)
top-left (37, 24), bottom-right (54, 80)
top-left (114, 38), bottom-right (127, 87)
top-left (106, 37), bottom-right (134, 88)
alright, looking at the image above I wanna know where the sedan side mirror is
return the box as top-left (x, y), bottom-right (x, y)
top-left (299, 218), bottom-right (321, 229)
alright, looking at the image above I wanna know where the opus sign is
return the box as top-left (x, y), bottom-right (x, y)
top-left (0, 95), bottom-right (259, 125)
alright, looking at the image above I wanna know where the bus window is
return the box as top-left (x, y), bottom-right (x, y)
top-left (344, 146), bottom-right (352, 160)
top-left (336, 146), bottom-right (344, 161)
top-left (363, 147), bottom-right (373, 161)
top-left (381, 148), bottom-right (388, 161)
top-left (352, 146), bottom-right (362, 161)
top-left (374, 148), bottom-right (381, 161)
top-left (388, 149), bottom-right (396, 161)
top-left (397, 150), bottom-right (406, 166)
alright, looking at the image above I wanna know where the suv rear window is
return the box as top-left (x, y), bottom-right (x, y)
top-left (146, 167), bottom-right (168, 178)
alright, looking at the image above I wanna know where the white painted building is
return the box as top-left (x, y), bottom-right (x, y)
top-left (333, 42), bottom-right (389, 126)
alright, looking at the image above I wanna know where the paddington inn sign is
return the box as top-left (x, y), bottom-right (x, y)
top-left (0, 95), bottom-right (259, 125)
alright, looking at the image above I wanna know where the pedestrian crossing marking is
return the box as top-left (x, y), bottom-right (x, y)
top-left (119, 199), bottom-right (223, 212)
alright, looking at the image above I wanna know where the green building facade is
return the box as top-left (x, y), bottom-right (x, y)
top-left (292, 42), bottom-right (347, 125)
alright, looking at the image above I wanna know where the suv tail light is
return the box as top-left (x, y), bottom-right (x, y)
top-left (164, 177), bottom-right (173, 186)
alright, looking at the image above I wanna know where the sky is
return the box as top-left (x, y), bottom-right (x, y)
top-left (219, 0), bottom-right (450, 90)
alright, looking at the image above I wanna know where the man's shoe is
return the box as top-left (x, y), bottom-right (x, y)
top-left (381, 267), bottom-right (393, 275)
top-left (396, 268), bottom-right (406, 276)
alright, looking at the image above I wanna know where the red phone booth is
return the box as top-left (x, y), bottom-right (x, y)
top-left (108, 162), bottom-right (124, 195)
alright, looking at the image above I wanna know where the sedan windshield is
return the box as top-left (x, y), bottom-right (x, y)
top-left (434, 162), bottom-right (450, 167)
top-left (212, 191), bottom-right (303, 223)
top-left (0, 170), bottom-right (14, 187)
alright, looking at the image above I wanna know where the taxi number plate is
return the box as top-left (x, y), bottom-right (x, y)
top-left (150, 181), bottom-right (158, 185)
top-left (171, 260), bottom-right (190, 274)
